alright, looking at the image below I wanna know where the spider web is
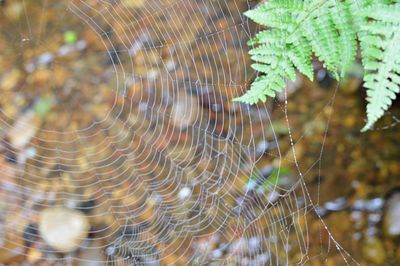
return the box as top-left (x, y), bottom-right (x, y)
top-left (0, 0), bottom-right (360, 265)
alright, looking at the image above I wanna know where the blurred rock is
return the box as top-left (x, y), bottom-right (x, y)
top-left (255, 140), bottom-right (270, 156)
top-left (39, 208), bottom-right (90, 253)
top-left (383, 191), bottom-right (400, 238)
top-left (314, 206), bottom-right (328, 217)
top-left (352, 198), bottom-right (384, 212)
top-left (365, 198), bottom-right (384, 213)
top-left (171, 93), bottom-right (200, 130)
top-left (324, 197), bottom-right (347, 212)
top-left (178, 187), bottom-right (192, 200)
top-left (77, 240), bottom-right (106, 266)
top-left (7, 110), bottom-right (39, 149)
top-left (316, 69), bottom-right (335, 88)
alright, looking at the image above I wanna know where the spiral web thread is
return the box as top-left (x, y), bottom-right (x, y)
top-left (0, 0), bottom-right (360, 265)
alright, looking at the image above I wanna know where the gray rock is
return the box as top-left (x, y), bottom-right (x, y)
top-left (383, 191), bottom-right (400, 237)
top-left (324, 197), bottom-right (347, 211)
top-left (365, 198), bottom-right (384, 212)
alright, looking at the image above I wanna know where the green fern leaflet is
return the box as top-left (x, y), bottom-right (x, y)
top-left (237, 0), bottom-right (400, 131)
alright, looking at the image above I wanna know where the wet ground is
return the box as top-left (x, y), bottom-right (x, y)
top-left (274, 74), bottom-right (400, 265)
top-left (0, 0), bottom-right (399, 265)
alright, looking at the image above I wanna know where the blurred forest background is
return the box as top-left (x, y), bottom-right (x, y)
top-left (0, 0), bottom-right (399, 265)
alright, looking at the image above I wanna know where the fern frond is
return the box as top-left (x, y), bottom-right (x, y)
top-left (244, 0), bottom-right (303, 30)
top-left (238, 0), bottom-right (357, 103)
top-left (331, 1), bottom-right (357, 76)
top-left (287, 38), bottom-right (314, 80)
top-left (302, 9), bottom-right (340, 76)
top-left (234, 75), bottom-right (284, 104)
top-left (239, 28), bottom-right (311, 103)
top-left (358, 3), bottom-right (400, 131)
top-left (240, 0), bottom-right (400, 131)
